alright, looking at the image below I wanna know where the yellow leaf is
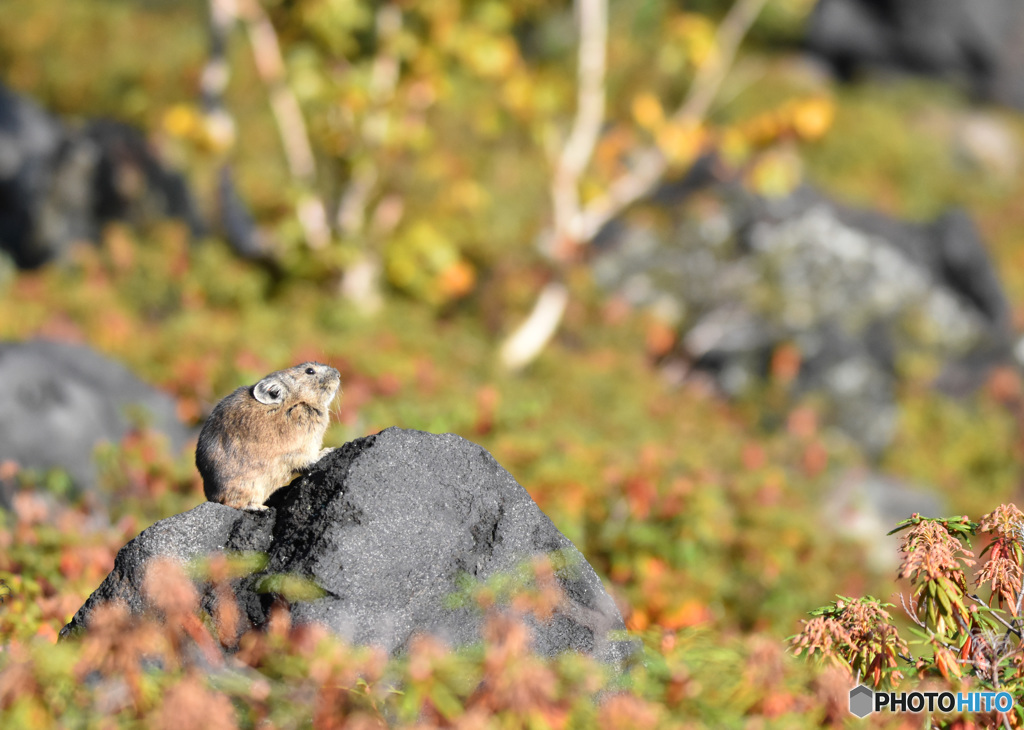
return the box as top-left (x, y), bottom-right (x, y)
top-left (162, 104), bottom-right (199, 138)
top-left (656, 120), bottom-right (705, 166)
top-left (461, 32), bottom-right (517, 78)
top-left (672, 13), bottom-right (717, 69)
top-left (747, 149), bottom-right (802, 198)
top-left (720, 127), bottom-right (751, 166)
top-left (790, 97), bottom-right (835, 141)
top-left (632, 93), bottom-right (665, 131)
top-left (451, 179), bottom-right (487, 211)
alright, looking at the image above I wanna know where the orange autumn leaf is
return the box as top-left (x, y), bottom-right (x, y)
top-left (438, 260), bottom-right (476, 299)
top-left (644, 319), bottom-right (676, 358)
top-left (790, 97), bottom-right (835, 141)
top-left (624, 476), bottom-right (657, 520)
top-left (770, 343), bottom-right (801, 384)
top-left (659, 599), bottom-right (713, 629)
top-left (626, 609), bottom-right (649, 632)
top-left (802, 441), bottom-right (828, 478)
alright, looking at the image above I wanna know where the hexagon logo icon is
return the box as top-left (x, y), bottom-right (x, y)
top-left (849, 684), bottom-right (874, 718)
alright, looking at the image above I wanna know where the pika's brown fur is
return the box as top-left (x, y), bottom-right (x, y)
top-left (196, 362), bottom-right (341, 510)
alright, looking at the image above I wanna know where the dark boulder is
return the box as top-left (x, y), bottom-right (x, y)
top-left (0, 84), bottom-right (67, 268)
top-left (0, 339), bottom-right (191, 494)
top-left (60, 428), bottom-right (635, 668)
top-left (0, 82), bottom-right (205, 268)
top-left (805, 0), bottom-right (1024, 110)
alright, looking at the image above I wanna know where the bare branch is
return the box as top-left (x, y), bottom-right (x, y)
top-left (552, 0), bottom-right (608, 242)
top-left (899, 593), bottom-right (927, 629)
top-left (500, 0), bottom-right (607, 370)
top-left (339, 256), bottom-right (383, 314)
top-left (499, 281), bottom-right (570, 371)
top-left (337, 166), bottom-right (379, 236)
top-left (500, 0), bottom-right (766, 370)
top-left (574, 0), bottom-right (768, 242)
top-left (337, 4), bottom-right (404, 312)
top-left (673, 0), bottom-right (768, 125)
top-left (368, 5), bottom-right (402, 105)
top-left (201, 0), bottom-right (238, 151)
top-left (236, 0), bottom-right (330, 249)
top-left (967, 593), bottom-right (1023, 638)
top-left (336, 4), bottom-right (402, 235)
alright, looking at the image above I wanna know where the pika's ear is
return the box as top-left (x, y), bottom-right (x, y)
top-left (254, 377), bottom-right (287, 405)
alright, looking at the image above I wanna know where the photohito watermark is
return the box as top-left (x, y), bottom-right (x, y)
top-left (849, 684), bottom-right (1015, 718)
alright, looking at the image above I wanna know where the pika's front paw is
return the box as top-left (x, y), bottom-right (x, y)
top-left (317, 447), bottom-right (336, 460)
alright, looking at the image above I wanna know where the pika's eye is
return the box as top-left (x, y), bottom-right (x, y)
top-left (305, 367), bottom-right (316, 375)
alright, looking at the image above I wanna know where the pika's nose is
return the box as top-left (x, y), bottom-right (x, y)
top-left (321, 367), bottom-right (340, 384)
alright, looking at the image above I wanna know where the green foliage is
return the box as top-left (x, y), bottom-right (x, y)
top-left (0, 224), bottom-right (887, 725)
top-left (882, 389), bottom-right (1020, 516)
top-left (0, 0), bottom-right (205, 123)
top-left (255, 573), bottom-right (328, 602)
top-left (3, 0), bottom-right (1024, 726)
top-left (794, 505), bottom-right (1024, 728)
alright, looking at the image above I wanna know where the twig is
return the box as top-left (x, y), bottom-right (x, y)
top-left (499, 0), bottom-right (607, 370)
top-left (201, 0), bottom-right (238, 151)
top-left (552, 0), bottom-right (608, 244)
top-left (899, 592), bottom-right (926, 629)
top-left (499, 0), bottom-right (767, 370)
top-left (499, 281), bottom-right (570, 371)
top-left (574, 0), bottom-right (768, 243)
top-left (337, 166), bottom-right (379, 236)
top-left (969, 629), bottom-right (1018, 730)
top-left (336, 4), bottom-right (403, 312)
top-left (236, 0), bottom-right (330, 249)
top-left (336, 4), bottom-right (401, 236)
top-left (967, 593), bottom-right (1023, 639)
top-left (673, 0), bottom-right (767, 125)
top-left (900, 593), bottom-right (962, 654)
top-left (367, 5), bottom-right (401, 115)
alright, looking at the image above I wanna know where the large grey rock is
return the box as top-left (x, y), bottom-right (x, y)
top-left (60, 428), bottom-right (635, 668)
top-left (593, 181), bottom-right (1012, 455)
top-left (0, 339), bottom-right (191, 494)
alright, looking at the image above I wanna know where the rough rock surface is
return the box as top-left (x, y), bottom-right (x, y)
top-left (593, 181), bottom-right (1012, 455)
top-left (0, 339), bottom-right (191, 495)
top-left (806, 0), bottom-right (1024, 110)
top-left (60, 428), bottom-right (635, 668)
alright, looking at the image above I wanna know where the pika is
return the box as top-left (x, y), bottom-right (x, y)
top-left (196, 362), bottom-right (341, 510)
